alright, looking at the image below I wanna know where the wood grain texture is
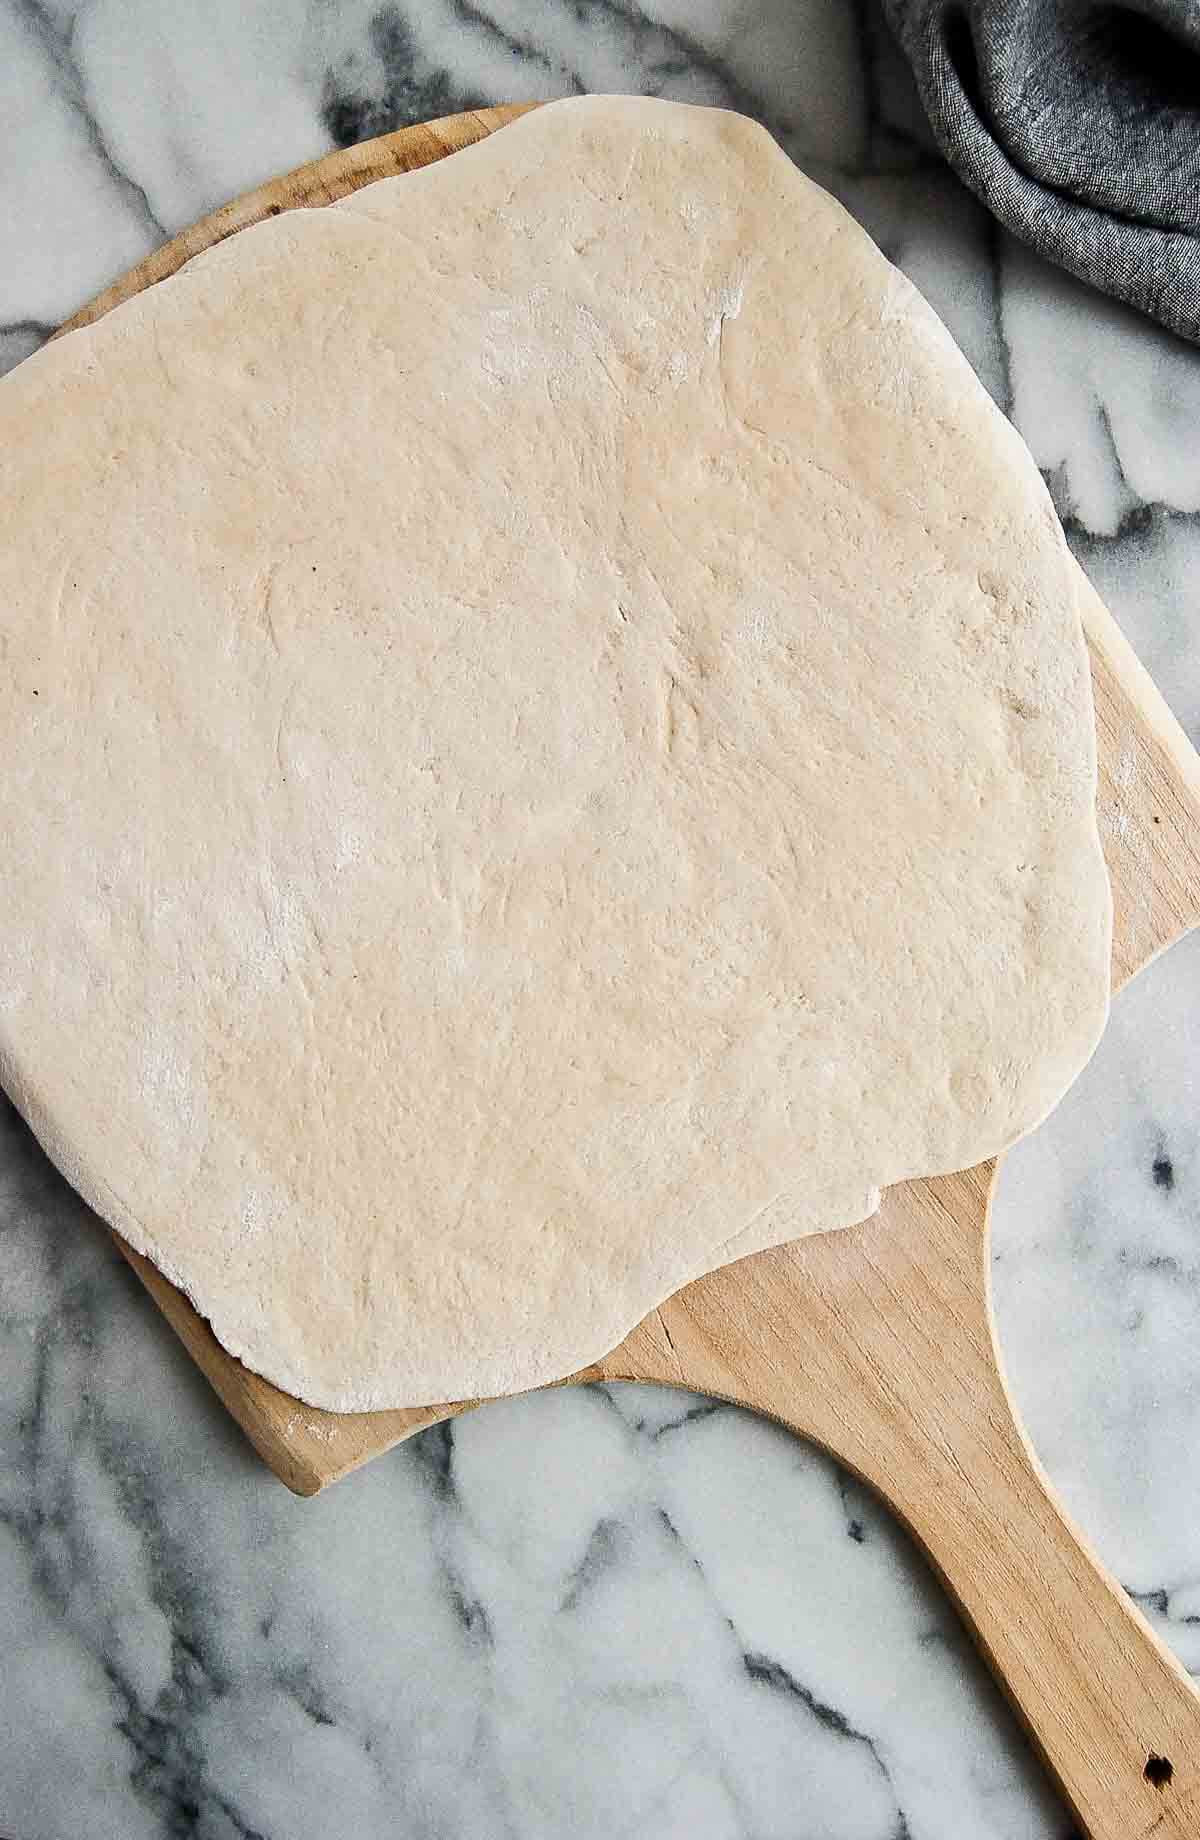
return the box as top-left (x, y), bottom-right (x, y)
top-left (49, 106), bottom-right (1200, 1840)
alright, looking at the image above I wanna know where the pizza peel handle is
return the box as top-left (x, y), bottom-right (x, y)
top-left (595, 1165), bottom-right (1200, 1840)
top-left (51, 106), bottom-right (1200, 1840)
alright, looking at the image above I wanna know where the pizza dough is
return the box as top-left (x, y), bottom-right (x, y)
top-left (0, 97), bottom-right (1110, 1410)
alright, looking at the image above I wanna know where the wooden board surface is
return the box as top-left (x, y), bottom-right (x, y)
top-left (49, 104), bottom-right (1200, 1840)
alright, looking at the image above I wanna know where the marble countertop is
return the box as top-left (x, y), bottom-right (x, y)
top-left (3, 3), bottom-right (1199, 1836)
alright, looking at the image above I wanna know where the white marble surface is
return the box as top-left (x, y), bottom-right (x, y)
top-left (2, 3), bottom-right (1199, 1836)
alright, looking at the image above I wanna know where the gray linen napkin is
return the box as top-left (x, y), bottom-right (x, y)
top-left (883, 0), bottom-right (1200, 342)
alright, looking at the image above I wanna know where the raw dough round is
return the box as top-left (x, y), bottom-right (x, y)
top-left (0, 97), bottom-right (1109, 1409)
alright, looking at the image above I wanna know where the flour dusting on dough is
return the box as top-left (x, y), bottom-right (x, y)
top-left (0, 98), bottom-right (1110, 1410)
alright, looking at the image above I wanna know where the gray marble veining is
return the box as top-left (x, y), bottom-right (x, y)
top-left (2, 3), bottom-right (1198, 1835)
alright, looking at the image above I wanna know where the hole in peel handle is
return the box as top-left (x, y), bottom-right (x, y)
top-left (933, 1424), bottom-right (1200, 1840)
top-left (768, 1342), bottom-right (1200, 1840)
top-left (786, 1301), bottom-right (1200, 1837)
top-left (633, 1188), bottom-right (1200, 1840)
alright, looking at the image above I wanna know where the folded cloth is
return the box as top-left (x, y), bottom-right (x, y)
top-left (883, 0), bottom-right (1200, 343)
